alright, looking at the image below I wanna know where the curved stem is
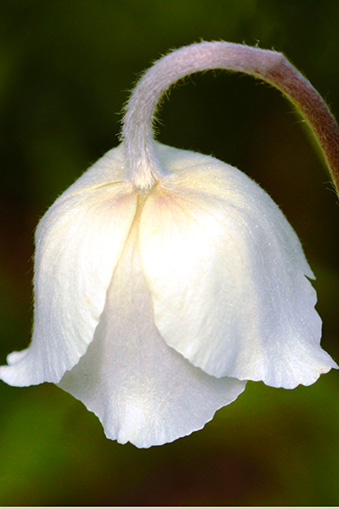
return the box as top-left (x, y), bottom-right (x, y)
top-left (121, 41), bottom-right (339, 194)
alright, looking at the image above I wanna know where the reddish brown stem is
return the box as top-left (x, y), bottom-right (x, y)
top-left (122, 41), bottom-right (339, 194)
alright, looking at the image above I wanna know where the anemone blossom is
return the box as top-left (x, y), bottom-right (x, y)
top-left (1, 41), bottom-right (338, 448)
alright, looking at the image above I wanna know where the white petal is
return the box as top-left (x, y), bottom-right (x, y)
top-left (0, 146), bottom-right (137, 386)
top-left (140, 144), bottom-right (338, 389)
top-left (59, 218), bottom-right (245, 448)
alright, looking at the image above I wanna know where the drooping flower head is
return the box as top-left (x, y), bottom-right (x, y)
top-left (1, 41), bottom-right (338, 448)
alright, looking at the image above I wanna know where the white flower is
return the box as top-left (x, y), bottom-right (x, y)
top-left (1, 41), bottom-right (338, 448)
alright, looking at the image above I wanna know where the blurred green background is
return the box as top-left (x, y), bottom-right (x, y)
top-left (0, 0), bottom-right (338, 506)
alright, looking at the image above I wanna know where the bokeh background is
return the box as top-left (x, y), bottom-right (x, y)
top-left (0, 0), bottom-right (338, 506)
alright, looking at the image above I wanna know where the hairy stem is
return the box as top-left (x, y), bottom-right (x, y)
top-left (122, 41), bottom-right (339, 194)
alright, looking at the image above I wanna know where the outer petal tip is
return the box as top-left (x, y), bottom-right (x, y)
top-left (77, 374), bottom-right (246, 449)
top-left (0, 349), bottom-right (36, 387)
